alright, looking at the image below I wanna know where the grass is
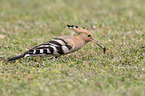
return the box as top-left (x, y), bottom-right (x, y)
top-left (0, 0), bottom-right (145, 96)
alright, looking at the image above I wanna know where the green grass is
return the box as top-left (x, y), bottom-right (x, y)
top-left (0, 0), bottom-right (145, 96)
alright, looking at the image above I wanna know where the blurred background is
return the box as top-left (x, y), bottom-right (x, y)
top-left (0, 0), bottom-right (145, 96)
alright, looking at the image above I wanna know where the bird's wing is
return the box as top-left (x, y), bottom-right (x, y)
top-left (24, 37), bottom-right (75, 57)
top-left (30, 38), bottom-right (67, 50)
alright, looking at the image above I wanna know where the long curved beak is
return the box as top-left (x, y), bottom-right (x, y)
top-left (91, 38), bottom-right (108, 53)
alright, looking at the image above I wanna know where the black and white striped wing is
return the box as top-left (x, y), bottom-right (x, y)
top-left (24, 38), bottom-right (72, 57)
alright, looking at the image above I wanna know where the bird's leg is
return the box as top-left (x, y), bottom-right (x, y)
top-left (26, 57), bottom-right (30, 62)
top-left (55, 55), bottom-right (66, 62)
top-left (55, 56), bottom-right (58, 58)
top-left (54, 56), bottom-right (62, 61)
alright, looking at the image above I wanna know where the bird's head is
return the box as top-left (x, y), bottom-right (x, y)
top-left (67, 25), bottom-right (108, 53)
top-left (67, 25), bottom-right (93, 42)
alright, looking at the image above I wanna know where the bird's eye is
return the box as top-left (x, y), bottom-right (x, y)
top-left (88, 35), bottom-right (91, 37)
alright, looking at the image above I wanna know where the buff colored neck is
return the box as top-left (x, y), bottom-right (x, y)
top-left (73, 35), bottom-right (87, 51)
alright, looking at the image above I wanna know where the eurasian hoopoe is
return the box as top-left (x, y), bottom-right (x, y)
top-left (8, 25), bottom-right (107, 61)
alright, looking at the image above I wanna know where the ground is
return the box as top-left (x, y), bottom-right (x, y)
top-left (0, 0), bottom-right (145, 96)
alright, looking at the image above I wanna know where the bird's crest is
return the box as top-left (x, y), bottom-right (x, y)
top-left (67, 25), bottom-right (91, 34)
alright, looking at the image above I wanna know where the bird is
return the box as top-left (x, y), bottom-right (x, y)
top-left (8, 25), bottom-right (108, 61)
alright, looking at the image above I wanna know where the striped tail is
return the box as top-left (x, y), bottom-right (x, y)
top-left (8, 54), bottom-right (25, 61)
